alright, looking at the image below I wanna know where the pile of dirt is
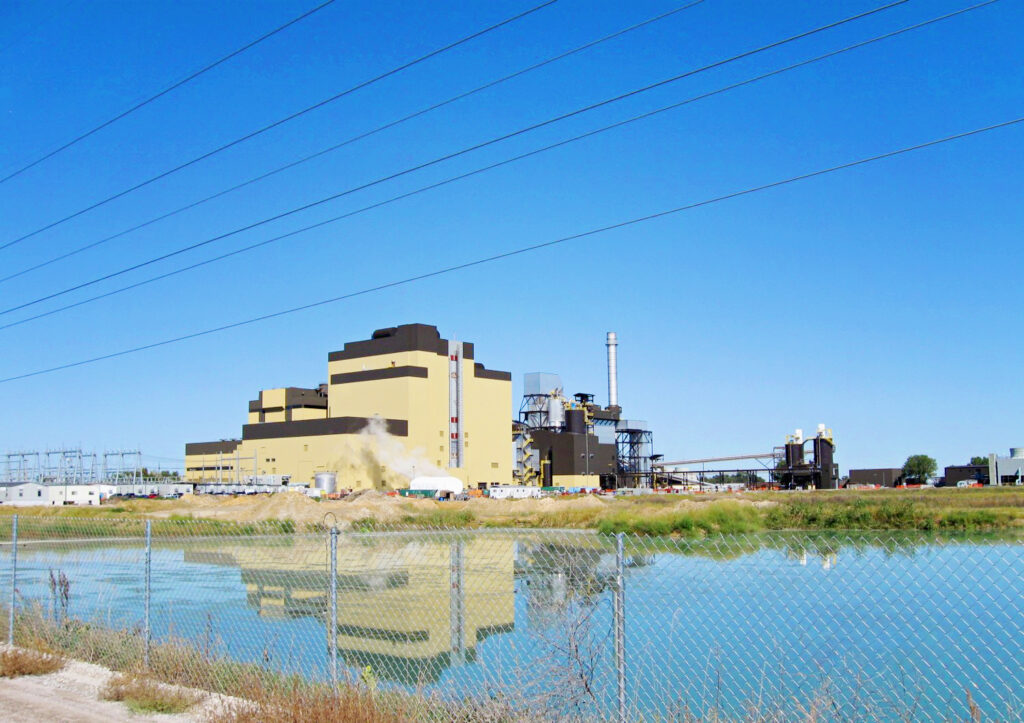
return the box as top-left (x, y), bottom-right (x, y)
top-left (144, 490), bottom-right (431, 527)
top-left (464, 493), bottom-right (610, 519)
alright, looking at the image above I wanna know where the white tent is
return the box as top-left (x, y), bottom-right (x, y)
top-left (409, 476), bottom-right (464, 495)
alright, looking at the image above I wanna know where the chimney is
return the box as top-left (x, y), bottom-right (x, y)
top-left (606, 332), bottom-right (618, 408)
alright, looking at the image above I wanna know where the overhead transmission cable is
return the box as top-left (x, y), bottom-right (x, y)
top-left (0, 0), bottom-right (558, 251)
top-left (1, 115), bottom-right (1019, 385)
top-left (0, 0), bottom-right (339, 185)
top-left (0, 0), bottom-right (906, 318)
top-left (0, 0), bottom-right (708, 285)
top-left (0, 0), bottom-right (1000, 334)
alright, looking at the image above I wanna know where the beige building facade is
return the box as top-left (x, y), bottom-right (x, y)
top-left (185, 324), bottom-right (513, 491)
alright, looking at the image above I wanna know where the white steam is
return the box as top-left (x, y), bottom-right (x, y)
top-left (358, 415), bottom-right (445, 480)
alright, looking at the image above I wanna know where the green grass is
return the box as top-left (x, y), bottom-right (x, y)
top-left (0, 486), bottom-right (1019, 538)
top-left (399, 507), bottom-right (475, 528)
top-left (0, 514), bottom-right (297, 540)
top-left (762, 495), bottom-right (1019, 534)
top-left (596, 501), bottom-right (764, 537)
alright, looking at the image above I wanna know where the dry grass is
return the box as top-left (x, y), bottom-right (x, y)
top-left (0, 647), bottom-right (64, 677)
top-left (101, 673), bottom-right (200, 715)
top-left (210, 682), bottom-right (416, 723)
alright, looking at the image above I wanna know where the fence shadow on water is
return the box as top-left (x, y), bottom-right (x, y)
top-left (0, 515), bottom-right (1020, 722)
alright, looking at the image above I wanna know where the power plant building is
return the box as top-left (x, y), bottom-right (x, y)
top-left (185, 324), bottom-right (512, 491)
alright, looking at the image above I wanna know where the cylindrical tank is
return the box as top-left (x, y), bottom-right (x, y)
top-left (314, 472), bottom-right (337, 494)
top-left (785, 442), bottom-right (805, 467)
top-left (1011, 448), bottom-right (1024, 459)
top-left (566, 409), bottom-right (586, 435)
top-left (547, 397), bottom-right (565, 428)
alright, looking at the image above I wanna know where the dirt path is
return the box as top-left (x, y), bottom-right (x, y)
top-left (0, 657), bottom-right (214, 722)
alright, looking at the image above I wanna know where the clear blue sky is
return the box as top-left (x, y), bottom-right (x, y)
top-left (0, 0), bottom-right (1021, 474)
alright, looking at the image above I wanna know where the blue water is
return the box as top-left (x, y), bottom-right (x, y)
top-left (2, 531), bottom-right (1021, 721)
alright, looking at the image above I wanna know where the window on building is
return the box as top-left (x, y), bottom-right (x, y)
top-left (491, 462), bottom-right (499, 469)
top-left (303, 445), bottom-right (308, 452)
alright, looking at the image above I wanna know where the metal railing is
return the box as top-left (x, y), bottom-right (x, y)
top-left (0, 514), bottom-right (1020, 721)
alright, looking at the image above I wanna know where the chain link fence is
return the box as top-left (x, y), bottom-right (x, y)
top-left (0, 514), bottom-right (1020, 721)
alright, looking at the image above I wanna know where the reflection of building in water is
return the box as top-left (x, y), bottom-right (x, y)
top-left (516, 541), bottom-right (651, 627)
top-left (787, 547), bottom-right (839, 569)
top-left (187, 537), bottom-right (514, 684)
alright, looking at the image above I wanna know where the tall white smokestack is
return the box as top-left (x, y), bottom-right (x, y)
top-left (606, 331), bottom-right (618, 408)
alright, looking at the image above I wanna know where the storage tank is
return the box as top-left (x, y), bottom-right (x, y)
top-left (785, 442), bottom-right (804, 467)
top-left (547, 397), bottom-right (565, 429)
top-left (314, 472), bottom-right (337, 494)
top-left (1011, 448), bottom-right (1024, 459)
top-left (566, 409), bottom-right (586, 435)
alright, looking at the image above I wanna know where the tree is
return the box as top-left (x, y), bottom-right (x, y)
top-left (903, 455), bottom-right (937, 484)
top-left (970, 456), bottom-right (989, 467)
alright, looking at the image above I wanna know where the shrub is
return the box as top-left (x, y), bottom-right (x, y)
top-left (0, 648), bottom-right (64, 677)
top-left (101, 674), bottom-right (200, 714)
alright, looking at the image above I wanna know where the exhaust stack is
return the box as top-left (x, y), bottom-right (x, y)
top-left (606, 331), bottom-right (618, 408)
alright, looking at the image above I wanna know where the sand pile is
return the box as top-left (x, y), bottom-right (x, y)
top-left (143, 491), bottom-right (420, 526)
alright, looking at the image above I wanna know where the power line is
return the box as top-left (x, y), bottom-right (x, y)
top-left (0, 0), bottom-right (707, 285)
top-left (0, 0), bottom-right (905, 317)
top-left (0, 0), bottom-right (339, 185)
top-left (0, 0), bottom-right (999, 334)
top-left (1, 116), bottom-right (1019, 385)
top-left (0, 0), bottom-right (558, 251)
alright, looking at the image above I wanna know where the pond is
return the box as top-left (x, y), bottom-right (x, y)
top-left (4, 530), bottom-right (1021, 721)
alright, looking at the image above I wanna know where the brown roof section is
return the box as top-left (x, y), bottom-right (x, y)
top-left (327, 324), bottom-right (475, 362)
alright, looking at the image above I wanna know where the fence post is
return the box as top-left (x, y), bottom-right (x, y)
top-left (329, 525), bottom-right (338, 685)
top-left (144, 519), bottom-right (152, 669)
top-left (8, 515), bottom-right (17, 645)
top-left (614, 531), bottom-right (626, 723)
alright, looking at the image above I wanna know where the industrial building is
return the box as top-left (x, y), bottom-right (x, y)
top-left (654, 426), bottom-right (838, 491)
top-left (0, 482), bottom-right (117, 506)
top-left (512, 333), bottom-right (656, 489)
top-left (942, 464), bottom-right (987, 486)
top-left (185, 324), bottom-right (513, 492)
top-left (987, 448), bottom-right (1024, 485)
top-left (848, 468), bottom-right (904, 487)
top-left (776, 426), bottom-right (838, 489)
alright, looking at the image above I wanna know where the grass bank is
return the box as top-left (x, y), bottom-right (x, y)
top-left (437, 487), bottom-right (1023, 537)
top-left (0, 487), bottom-right (1020, 538)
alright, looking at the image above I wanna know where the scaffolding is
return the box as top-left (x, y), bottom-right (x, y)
top-left (616, 421), bottom-right (653, 488)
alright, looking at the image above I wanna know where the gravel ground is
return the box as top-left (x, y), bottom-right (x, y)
top-left (0, 652), bottom-right (230, 722)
